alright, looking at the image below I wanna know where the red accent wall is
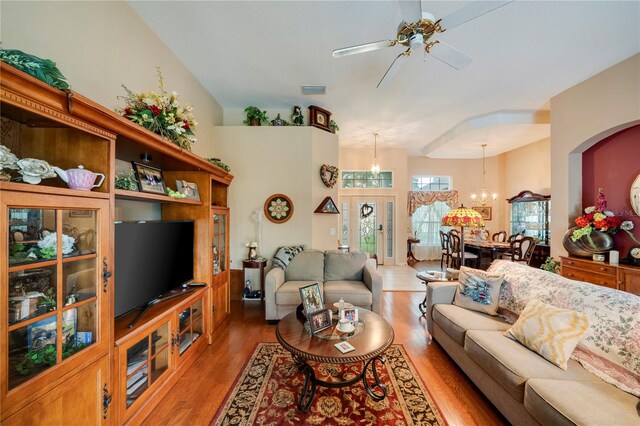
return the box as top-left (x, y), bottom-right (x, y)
top-left (582, 124), bottom-right (640, 257)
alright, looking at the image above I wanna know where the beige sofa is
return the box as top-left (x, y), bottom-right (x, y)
top-left (265, 250), bottom-right (382, 321)
top-left (426, 261), bottom-right (640, 426)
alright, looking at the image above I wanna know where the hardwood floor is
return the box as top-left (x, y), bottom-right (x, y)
top-left (143, 291), bottom-right (508, 426)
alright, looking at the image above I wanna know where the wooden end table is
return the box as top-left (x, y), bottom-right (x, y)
top-left (407, 237), bottom-right (420, 262)
top-left (416, 270), bottom-right (456, 317)
top-left (276, 308), bottom-right (394, 412)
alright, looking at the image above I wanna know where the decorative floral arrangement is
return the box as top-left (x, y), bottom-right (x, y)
top-left (0, 145), bottom-right (19, 180)
top-left (571, 189), bottom-right (639, 246)
top-left (116, 67), bottom-right (197, 151)
top-left (0, 49), bottom-right (69, 90)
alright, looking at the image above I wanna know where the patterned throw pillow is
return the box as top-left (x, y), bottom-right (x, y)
top-left (452, 267), bottom-right (504, 315)
top-left (272, 245), bottom-right (306, 270)
top-left (506, 299), bottom-right (590, 370)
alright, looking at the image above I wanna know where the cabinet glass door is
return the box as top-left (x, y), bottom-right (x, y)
top-left (212, 211), bottom-right (227, 276)
top-left (177, 298), bottom-right (203, 355)
top-left (4, 196), bottom-right (108, 392)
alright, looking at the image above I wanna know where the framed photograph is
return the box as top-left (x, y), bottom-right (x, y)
top-left (341, 308), bottom-right (358, 322)
top-left (264, 193), bottom-right (294, 224)
top-left (472, 206), bottom-right (492, 221)
top-left (308, 105), bottom-right (332, 132)
top-left (28, 315), bottom-right (57, 350)
top-left (175, 179), bottom-right (200, 201)
top-left (132, 162), bottom-right (166, 195)
top-left (309, 308), bottom-right (332, 334)
top-left (299, 283), bottom-right (323, 316)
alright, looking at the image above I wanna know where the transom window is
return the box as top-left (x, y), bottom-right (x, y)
top-left (411, 176), bottom-right (451, 191)
top-left (342, 171), bottom-right (393, 189)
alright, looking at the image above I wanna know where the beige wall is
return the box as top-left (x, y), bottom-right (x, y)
top-left (214, 127), bottom-right (338, 267)
top-left (499, 138), bottom-right (551, 232)
top-left (1, 1), bottom-right (223, 159)
top-left (550, 54), bottom-right (640, 256)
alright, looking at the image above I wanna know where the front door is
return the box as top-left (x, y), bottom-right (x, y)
top-left (339, 196), bottom-right (395, 265)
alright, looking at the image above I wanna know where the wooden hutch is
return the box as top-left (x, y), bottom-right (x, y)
top-left (0, 64), bottom-right (232, 424)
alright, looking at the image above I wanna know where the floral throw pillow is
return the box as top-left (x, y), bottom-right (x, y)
top-left (452, 267), bottom-right (504, 315)
top-left (506, 299), bottom-right (590, 370)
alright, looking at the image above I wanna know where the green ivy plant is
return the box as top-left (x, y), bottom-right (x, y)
top-left (0, 49), bottom-right (69, 90)
top-left (115, 170), bottom-right (138, 191)
top-left (540, 256), bottom-right (560, 273)
top-left (16, 342), bottom-right (86, 376)
top-left (205, 158), bottom-right (231, 172)
top-left (243, 106), bottom-right (269, 126)
top-left (329, 120), bottom-right (340, 133)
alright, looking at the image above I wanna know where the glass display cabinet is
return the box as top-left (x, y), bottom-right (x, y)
top-left (211, 208), bottom-right (228, 277)
top-left (508, 190), bottom-right (551, 244)
top-left (2, 191), bottom-right (110, 412)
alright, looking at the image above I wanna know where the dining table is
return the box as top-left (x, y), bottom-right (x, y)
top-left (464, 240), bottom-right (512, 269)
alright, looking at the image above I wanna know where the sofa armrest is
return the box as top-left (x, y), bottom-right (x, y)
top-left (265, 267), bottom-right (285, 321)
top-left (426, 282), bottom-right (458, 336)
top-left (363, 259), bottom-right (383, 314)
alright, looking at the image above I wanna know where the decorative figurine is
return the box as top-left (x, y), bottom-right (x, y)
top-left (291, 106), bottom-right (304, 126)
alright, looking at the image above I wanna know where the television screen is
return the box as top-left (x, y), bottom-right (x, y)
top-left (114, 221), bottom-right (194, 318)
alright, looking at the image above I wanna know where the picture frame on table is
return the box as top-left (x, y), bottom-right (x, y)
top-left (309, 308), bottom-right (332, 334)
top-left (472, 206), bottom-right (492, 221)
top-left (132, 162), bottom-right (166, 195)
top-left (299, 282), bottom-right (323, 316)
top-left (341, 308), bottom-right (358, 322)
top-left (175, 179), bottom-right (200, 201)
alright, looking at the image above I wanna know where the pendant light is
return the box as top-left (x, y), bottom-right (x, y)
top-left (470, 144), bottom-right (497, 206)
top-left (371, 133), bottom-right (380, 175)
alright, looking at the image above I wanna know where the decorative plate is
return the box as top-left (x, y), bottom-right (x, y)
top-left (631, 174), bottom-right (640, 217)
top-left (264, 194), bottom-right (294, 224)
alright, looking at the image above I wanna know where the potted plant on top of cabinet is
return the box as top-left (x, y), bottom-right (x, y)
top-left (243, 106), bottom-right (269, 126)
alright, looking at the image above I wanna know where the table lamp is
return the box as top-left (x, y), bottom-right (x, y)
top-left (441, 205), bottom-right (485, 265)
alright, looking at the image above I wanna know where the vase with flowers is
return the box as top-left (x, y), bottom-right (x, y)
top-left (564, 188), bottom-right (640, 259)
top-left (116, 67), bottom-right (197, 151)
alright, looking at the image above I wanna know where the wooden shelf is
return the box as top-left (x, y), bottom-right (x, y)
top-left (0, 181), bottom-right (110, 199)
top-left (115, 189), bottom-right (202, 205)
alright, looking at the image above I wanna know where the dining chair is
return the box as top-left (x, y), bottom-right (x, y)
top-left (492, 231), bottom-right (507, 242)
top-left (501, 236), bottom-right (535, 264)
top-left (439, 230), bottom-right (452, 269)
top-left (507, 233), bottom-right (524, 243)
top-left (449, 232), bottom-right (479, 269)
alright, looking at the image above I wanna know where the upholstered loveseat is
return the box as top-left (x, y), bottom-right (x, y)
top-left (426, 260), bottom-right (640, 426)
top-left (265, 250), bottom-right (382, 321)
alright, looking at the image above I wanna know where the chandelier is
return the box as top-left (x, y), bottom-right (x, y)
top-left (370, 133), bottom-right (380, 175)
top-left (470, 144), bottom-right (497, 206)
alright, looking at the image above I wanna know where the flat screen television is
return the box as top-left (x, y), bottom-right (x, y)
top-left (114, 221), bottom-right (194, 319)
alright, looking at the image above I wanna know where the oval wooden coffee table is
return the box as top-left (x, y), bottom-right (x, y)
top-left (276, 308), bottom-right (394, 412)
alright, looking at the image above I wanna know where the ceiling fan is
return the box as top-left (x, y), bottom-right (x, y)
top-left (332, 0), bottom-right (514, 88)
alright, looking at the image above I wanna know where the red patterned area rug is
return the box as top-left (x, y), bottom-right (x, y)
top-left (212, 343), bottom-right (446, 425)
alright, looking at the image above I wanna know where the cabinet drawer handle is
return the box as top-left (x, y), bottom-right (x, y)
top-left (567, 273), bottom-right (574, 277)
top-left (599, 281), bottom-right (607, 285)
top-left (566, 261), bottom-right (574, 265)
top-left (599, 267), bottom-right (607, 271)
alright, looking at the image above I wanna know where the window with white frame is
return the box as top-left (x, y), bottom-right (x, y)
top-left (411, 201), bottom-right (451, 260)
top-left (342, 171), bottom-right (393, 189)
top-left (411, 176), bottom-right (452, 191)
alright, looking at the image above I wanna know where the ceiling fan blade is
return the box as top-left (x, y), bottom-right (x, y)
top-left (439, 1), bottom-right (513, 31)
top-left (398, 0), bottom-right (423, 23)
top-left (332, 40), bottom-right (395, 58)
top-left (427, 41), bottom-right (472, 70)
top-left (377, 51), bottom-right (408, 88)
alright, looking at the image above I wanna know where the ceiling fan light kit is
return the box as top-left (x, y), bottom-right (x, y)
top-left (332, 0), bottom-right (514, 87)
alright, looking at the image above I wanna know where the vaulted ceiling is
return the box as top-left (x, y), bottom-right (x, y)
top-left (130, 1), bottom-right (640, 158)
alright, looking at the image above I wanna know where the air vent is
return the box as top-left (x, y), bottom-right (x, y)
top-left (301, 86), bottom-right (326, 95)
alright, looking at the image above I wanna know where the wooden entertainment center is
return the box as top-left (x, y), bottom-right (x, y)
top-left (0, 64), bottom-right (233, 424)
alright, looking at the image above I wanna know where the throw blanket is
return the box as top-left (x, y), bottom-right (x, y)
top-left (488, 260), bottom-right (640, 397)
top-left (272, 245), bottom-right (306, 270)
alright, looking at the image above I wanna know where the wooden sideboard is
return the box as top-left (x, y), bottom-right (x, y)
top-left (560, 256), bottom-right (640, 296)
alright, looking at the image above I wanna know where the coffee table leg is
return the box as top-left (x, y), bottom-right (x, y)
top-left (297, 360), bottom-right (316, 412)
top-left (362, 356), bottom-right (387, 401)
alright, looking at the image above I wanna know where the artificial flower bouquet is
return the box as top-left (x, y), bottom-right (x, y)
top-left (116, 67), bottom-right (197, 151)
top-left (571, 189), bottom-right (639, 246)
